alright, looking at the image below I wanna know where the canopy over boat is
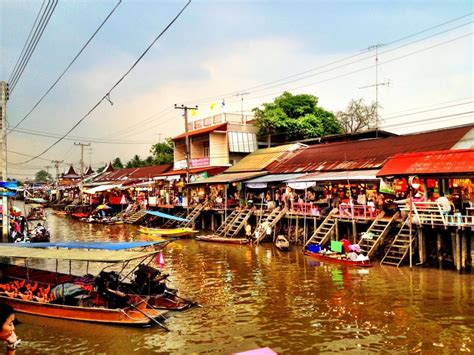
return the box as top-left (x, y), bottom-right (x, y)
top-left (6, 241), bottom-right (166, 250)
top-left (0, 245), bottom-right (157, 263)
top-left (145, 210), bottom-right (189, 222)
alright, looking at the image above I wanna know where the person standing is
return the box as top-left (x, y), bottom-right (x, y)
top-left (0, 303), bottom-right (21, 354)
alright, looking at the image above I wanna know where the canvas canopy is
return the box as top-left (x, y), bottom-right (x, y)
top-left (83, 184), bottom-right (121, 194)
top-left (0, 246), bottom-right (157, 263)
top-left (8, 241), bottom-right (166, 250)
top-left (145, 210), bottom-right (189, 222)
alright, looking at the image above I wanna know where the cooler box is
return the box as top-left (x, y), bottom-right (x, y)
top-left (307, 244), bottom-right (321, 253)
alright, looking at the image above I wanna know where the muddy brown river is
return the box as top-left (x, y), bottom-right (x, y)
top-left (8, 210), bottom-right (474, 354)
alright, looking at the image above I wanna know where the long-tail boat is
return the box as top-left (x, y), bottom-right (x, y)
top-left (139, 210), bottom-right (198, 238)
top-left (196, 235), bottom-right (249, 244)
top-left (304, 250), bottom-right (373, 268)
top-left (0, 242), bottom-right (193, 327)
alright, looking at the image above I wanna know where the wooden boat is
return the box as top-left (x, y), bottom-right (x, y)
top-left (0, 242), bottom-right (177, 327)
top-left (53, 210), bottom-right (68, 216)
top-left (275, 235), bottom-right (289, 251)
top-left (304, 250), bottom-right (374, 268)
top-left (196, 235), bottom-right (249, 244)
top-left (139, 226), bottom-right (198, 238)
top-left (71, 212), bottom-right (90, 219)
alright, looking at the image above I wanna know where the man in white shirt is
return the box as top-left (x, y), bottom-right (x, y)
top-left (436, 193), bottom-right (451, 213)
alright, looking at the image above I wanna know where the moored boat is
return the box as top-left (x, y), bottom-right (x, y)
top-left (0, 242), bottom-right (187, 327)
top-left (139, 226), bottom-right (198, 238)
top-left (196, 235), bottom-right (249, 244)
top-left (275, 235), bottom-right (289, 251)
top-left (304, 250), bottom-right (374, 268)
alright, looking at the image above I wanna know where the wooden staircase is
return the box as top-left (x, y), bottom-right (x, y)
top-left (178, 202), bottom-right (208, 229)
top-left (359, 212), bottom-right (396, 257)
top-left (381, 218), bottom-right (416, 267)
top-left (224, 209), bottom-right (254, 238)
top-left (304, 208), bottom-right (338, 248)
top-left (124, 210), bottom-right (148, 224)
top-left (216, 209), bottom-right (240, 236)
top-left (254, 207), bottom-right (288, 244)
top-left (162, 210), bottom-right (187, 228)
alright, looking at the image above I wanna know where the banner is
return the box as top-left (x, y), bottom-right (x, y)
top-left (0, 181), bottom-right (18, 189)
top-left (379, 179), bottom-right (395, 194)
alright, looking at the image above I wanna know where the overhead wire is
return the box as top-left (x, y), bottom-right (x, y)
top-left (7, 0), bottom-right (123, 134)
top-left (9, 0), bottom-right (58, 94)
top-left (14, 0), bottom-right (192, 165)
top-left (90, 13), bottom-right (474, 141)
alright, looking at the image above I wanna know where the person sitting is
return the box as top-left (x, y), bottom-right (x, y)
top-left (436, 192), bottom-right (451, 214)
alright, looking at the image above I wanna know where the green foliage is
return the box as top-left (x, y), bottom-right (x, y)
top-left (253, 92), bottom-right (342, 142)
top-left (112, 157), bottom-right (123, 169)
top-left (35, 170), bottom-right (52, 182)
top-left (150, 138), bottom-right (174, 165)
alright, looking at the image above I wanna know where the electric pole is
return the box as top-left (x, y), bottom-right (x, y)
top-left (174, 104), bottom-right (198, 213)
top-left (235, 93), bottom-right (249, 126)
top-left (51, 160), bottom-right (63, 180)
top-left (74, 142), bottom-right (91, 178)
top-left (1, 81), bottom-right (9, 242)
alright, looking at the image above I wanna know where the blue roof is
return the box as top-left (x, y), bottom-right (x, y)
top-left (8, 241), bottom-right (166, 250)
top-left (145, 210), bottom-right (189, 222)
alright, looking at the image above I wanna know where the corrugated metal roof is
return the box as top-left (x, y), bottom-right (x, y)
top-left (160, 166), bottom-right (227, 176)
top-left (187, 171), bottom-right (267, 185)
top-left (173, 123), bottom-right (227, 140)
top-left (245, 173), bottom-right (305, 184)
top-left (225, 143), bottom-right (305, 173)
top-left (289, 169), bottom-right (380, 182)
top-left (377, 149), bottom-right (474, 177)
top-left (270, 125), bottom-right (473, 173)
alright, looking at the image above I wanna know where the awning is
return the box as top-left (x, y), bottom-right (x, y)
top-left (0, 246), bottom-right (157, 263)
top-left (377, 149), bottom-right (474, 177)
top-left (187, 171), bottom-right (267, 185)
top-left (245, 173), bottom-right (305, 189)
top-left (288, 169), bottom-right (380, 183)
top-left (8, 241), bottom-right (166, 250)
top-left (145, 210), bottom-right (189, 222)
top-left (83, 184), bottom-right (121, 194)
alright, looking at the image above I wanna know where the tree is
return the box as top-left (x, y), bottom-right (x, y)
top-left (253, 92), bottom-right (342, 146)
top-left (35, 170), bottom-right (52, 182)
top-left (126, 154), bottom-right (143, 168)
top-left (150, 138), bottom-right (174, 165)
top-left (335, 99), bottom-right (377, 134)
top-left (112, 157), bottom-right (123, 169)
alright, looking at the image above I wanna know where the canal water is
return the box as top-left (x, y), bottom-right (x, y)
top-left (11, 210), bottom-right (474, 354)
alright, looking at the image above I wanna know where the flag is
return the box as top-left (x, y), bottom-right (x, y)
top-left (191, 109), bottom-right (197, 116)
top-left (210, 102), bottom-right (216, 110)
top-left (156, 251), bottom-right (165, 269)
top-left (221, 99), bottom-right (225, 107)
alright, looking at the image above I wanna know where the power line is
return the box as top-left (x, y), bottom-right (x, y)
top-left (383, 96), bottom-right (473, 116)
top-left (8, 0), bottom-right (58, 94)
top-left (8, 0), bottom-right (122, 134)
top-left (14, 0), bottom-right (192, 165)
top-left (383, 101), bottom-right (473, 120)
top-left (80, 13), bottom-right (474, 142)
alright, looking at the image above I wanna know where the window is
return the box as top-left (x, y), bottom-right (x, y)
top-left (228, 131), bottom-right (258, 153)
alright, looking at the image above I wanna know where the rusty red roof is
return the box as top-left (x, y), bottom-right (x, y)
top-left (127, 165), bottom-right (171, 179)
top-left (173, 123), bottom-right (227, 140)
top-left (377, 149), bottom-right (474, 177)
top-left (269, 125), bottom-right (473, 173)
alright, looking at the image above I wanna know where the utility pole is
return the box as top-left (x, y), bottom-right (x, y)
top-left (365, 44), bottom-right (390, 137)
top-left (235, 93), bottom-right (249, 126)
top-left (1, 81), bottom-right (9, 242)
top-left (174, 104), bottom-right (198, 213)
top-left (51, 160), bottom-right (63, 180)
top-left (74, 142), bottom-right (91, 178)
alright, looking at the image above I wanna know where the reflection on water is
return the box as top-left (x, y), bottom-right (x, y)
top-left (11, 209), bottom-right (474, 353)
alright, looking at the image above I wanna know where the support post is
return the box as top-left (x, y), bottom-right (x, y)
top-left (437, 232), bottom-right (443, 267)
top-left (456, 229), bottom-right (461, 272)
top-left (451, 231), bottom-right (457, 270)
top-left (461, 231), bottom-right (467, 271)
top-left (418, 227), bottom-right (426, 264)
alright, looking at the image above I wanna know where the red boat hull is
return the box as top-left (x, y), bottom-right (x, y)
top-left (304, 251), bottom-right (374, 268)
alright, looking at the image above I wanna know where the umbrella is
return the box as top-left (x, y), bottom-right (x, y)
top-left (96, 204), bottom-right (112, 210)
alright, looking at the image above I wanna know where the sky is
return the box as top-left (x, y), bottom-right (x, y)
top-left (0, 0), bottom-right (473, 179)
